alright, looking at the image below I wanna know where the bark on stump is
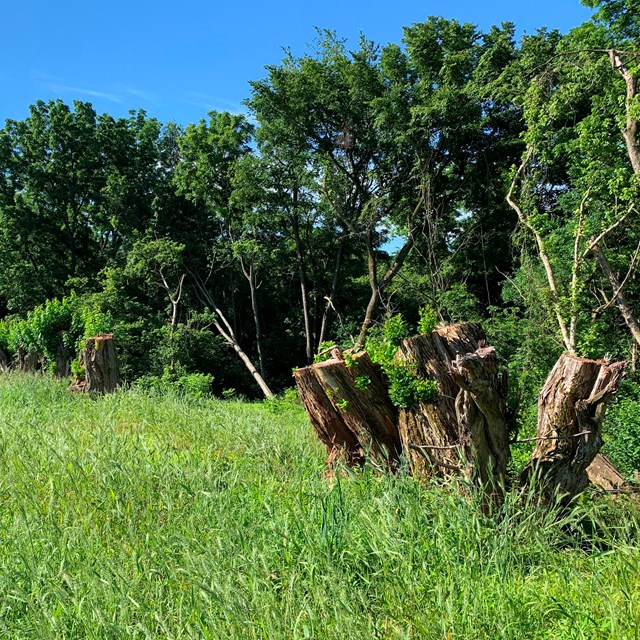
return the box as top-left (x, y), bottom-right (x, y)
top-left (83, 334), bottom-right (120, 393)
top-left (295, 349), bottom-right (400, 470)
top-left (396, 323), bottom-right (510, 490)
top-left (18, 347), bottom-right (40, 373)
top-left (522, 354), bottom-right (626, 505)
top-left (54, 331), bottom-right (71, 378)
top-left (0, 347), bottom-right (10, 371)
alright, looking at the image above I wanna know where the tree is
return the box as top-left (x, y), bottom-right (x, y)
top-left (175, 111), bottom-right (274, 397)
top-left (125, 238), bottom-right (186, 370)
top-left (0, 100), bottom-right (104, 310)
top-left (249, 33), bottom-right (427, 352)
top-left (505, 6), bottom-right (640, 358)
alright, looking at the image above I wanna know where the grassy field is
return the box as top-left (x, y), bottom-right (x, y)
top-left (0, 374), bottom-right (638, 639)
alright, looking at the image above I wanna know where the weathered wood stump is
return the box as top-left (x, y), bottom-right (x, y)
top-left (396, 323), bottom-right (511, 490)
top-left (0, 347), bottom-right (10, 371)
top-left (18, 347), bottom-right (40, 373)
top-left (54, 331), bottom-right (72, 378)
top-left (295, 348), bottom-right (400, 470)
top-left (83, 334), bottom-right (120, 393)
top-left (297, 322), bottom-right (627, 509)
top-left (521, 354), bottom-right (626, 505)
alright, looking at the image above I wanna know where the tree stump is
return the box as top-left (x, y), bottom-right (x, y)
top-left (0, 347), bottom-right (10, 371)
top-left (83, 334), bottom-right (120, 393)
top-left (295, 349), bottom-right (400, 470)
top-left (521, 354), bottom-right (626, 505)
top-left (396, 323), bottom-right (511, 490)
top-left (54, 331), bottom-right (71, 378)
top-left (18, 347), bottom-right (40, 373)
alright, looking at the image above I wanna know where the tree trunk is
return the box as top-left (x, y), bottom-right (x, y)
top-left (353, 222), bottom-right (420, 352)
top-left (18, 347), bottom-right (40, 373)
top-left (609, 50), bottom-right (640, 178)
top-left (521, 353), bottom-right (626, 505)
top-left (292, 206), bottom-right (314, 365)
top-left (193, 274), bottom-right (274, 399)
top-left (590, 244), bottom-right (640, 348)
top-left (54, 331), bottom-right (71, 378)
top-left (317, 237), bottom-right (346, 352)
top-left (295, 348), bottom-right (400, 471)
top-left (247, 262), bottom-right (266, 380)
top-left (353, 231), bottom-right (380, 353)
top-left (83, 334), bottom-right (120, 393)
top-left (0, 347), bottom-right (9, 371)
top-left (396, 323), bottom-right (510, 491)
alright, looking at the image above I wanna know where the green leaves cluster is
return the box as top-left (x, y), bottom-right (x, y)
top-left (384, 363), bottom-right (437, 410)
top-left (366, 313), bottom-right (437, 409)
top-left (132, 370), bottom-right (214, 399)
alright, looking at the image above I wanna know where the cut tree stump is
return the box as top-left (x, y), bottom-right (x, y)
top-left (295, 348), bottom-right (400, 470)
top-left (0, 347), bottom-right (10, 371)
top-left (396, 323), bottom-right (510, 490)
top-left (296, 322), bottom-right (628, 510)
top-left (521, 354), bottom-right (626, 505)
top-left (54, 331), bottom-right (71, 378)
top-left (83, 334), bottom-right (120, 393)
top-left (18, 347), bottom-right (40, 373)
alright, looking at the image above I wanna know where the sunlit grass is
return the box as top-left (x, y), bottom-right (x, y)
top-left (0, 373), bottom-right (638, 639)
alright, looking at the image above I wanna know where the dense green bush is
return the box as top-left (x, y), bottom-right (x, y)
top-left (603, 378), bottom-right (640, 478)
top-left (132, 370), bottom-right (214, 398)
top-left (365, 312), bottom-right (438, 409)
top-left (0, 294), bottom-right (115, 374)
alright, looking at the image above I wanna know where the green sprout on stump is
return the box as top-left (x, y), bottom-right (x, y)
top-left (365, 312), bottom-right (439, 409)
top-left (386, 363), bottom-right (437, 409)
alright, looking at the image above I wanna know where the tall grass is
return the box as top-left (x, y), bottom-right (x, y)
top-left (0, 373), bottom-right (638, 639)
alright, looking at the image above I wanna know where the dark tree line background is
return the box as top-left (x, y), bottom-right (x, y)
top-left (1, 0), bottom-right (640, 472)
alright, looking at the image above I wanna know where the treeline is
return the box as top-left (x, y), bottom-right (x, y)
top-left (0, 0), bottom-right (639, 420)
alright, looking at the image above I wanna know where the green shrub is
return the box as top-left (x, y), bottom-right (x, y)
top-left (365, 313), bottom-right (438, 409)
top-left (354, 375), bottom-right (371, 389)
top-left (418, 305), bottom-right (438, 335)
top-left (603, 378), bottom-right (640, 477)
top-left (0, 294), bottom-right (116, 375)
top-left (133, 370), bottom-right (214, 398)
top-left (386, 362), bottom-right (438, 408)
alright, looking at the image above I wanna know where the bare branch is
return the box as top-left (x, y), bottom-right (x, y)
top-left (507, 148), bottom-right (573, 352)
top-left (583, 203), bottom-right (637, 258)
top-left (570, 188), bottom-right (591, 348)
top-left (511, 430), bottom-right (592, 445)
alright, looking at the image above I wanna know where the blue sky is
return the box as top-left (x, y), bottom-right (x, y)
top-left (1, 1), bottom-right (593, 126)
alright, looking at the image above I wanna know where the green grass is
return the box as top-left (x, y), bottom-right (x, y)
top-left (0, 374), bottom-right (638, 639)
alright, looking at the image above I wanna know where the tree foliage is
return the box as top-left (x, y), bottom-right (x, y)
top-left (0, 3), bottom-right (638, 474)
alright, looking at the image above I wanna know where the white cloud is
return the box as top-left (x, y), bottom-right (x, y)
top-left (47, 83), bottom-right (124, 103)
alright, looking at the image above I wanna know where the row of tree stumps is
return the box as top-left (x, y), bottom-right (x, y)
top-left (295, 323), bottom-right (628, 506)
top-left (7, 333), bottom-right (120, 394)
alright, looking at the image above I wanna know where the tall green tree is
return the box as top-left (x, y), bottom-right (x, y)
top-left (0, 100), bottom-right (104, 310)
top-left (505, 1), bottom-right (640, 357)
top-left (175, 111), bottom-right (274, 397)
